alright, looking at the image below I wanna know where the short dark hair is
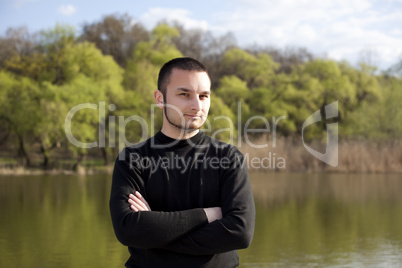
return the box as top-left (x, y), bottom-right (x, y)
top-left (157, 57), bottom-right (208, 97)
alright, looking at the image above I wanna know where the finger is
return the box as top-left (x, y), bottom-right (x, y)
top-left (135, 191), bottom-right (143, 198)
top-left (131, 194), bottom-right (149, 211)
top-left (134, 192), bottom-right (149, 209)
top-left (135, 191), bottom-right (151, 211)
top-left (133, 195), bottom-right (148, 211)
top-left (128, 195), bottom-right (148, 211)
top-left (132, 201), bottom-right (146, 211)
top-left (129, 198), bottom-right (146, 211)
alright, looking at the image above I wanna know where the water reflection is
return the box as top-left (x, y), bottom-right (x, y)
top-left (0, 175), bottom-right (128, 268)
top-left (0, 173), bottom-right (401, 267)
top-left (240, 173), bottom-right (402, 267)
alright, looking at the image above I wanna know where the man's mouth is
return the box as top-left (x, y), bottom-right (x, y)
top-left (184, 114), bottom-right (202, 119)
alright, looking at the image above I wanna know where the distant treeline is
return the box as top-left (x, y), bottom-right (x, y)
top-left (0, 14), bottom-right (401, 169)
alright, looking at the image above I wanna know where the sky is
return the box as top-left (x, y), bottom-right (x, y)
top-left (1, 0), bottom-right (402, 71)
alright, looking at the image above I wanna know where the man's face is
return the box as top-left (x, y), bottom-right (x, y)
top-left (163, 69), bottom-right (211, 133)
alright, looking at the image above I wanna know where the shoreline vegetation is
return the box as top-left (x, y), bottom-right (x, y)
top-left (1, 137), bottom-right (401, 176)
top-left (1, 15), bottom-right (401, 176)
top-left (241, 136), bottom-right (402, 173)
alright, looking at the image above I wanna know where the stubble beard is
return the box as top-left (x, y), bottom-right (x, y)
top-left (163, 105), bottom-right (204, 133)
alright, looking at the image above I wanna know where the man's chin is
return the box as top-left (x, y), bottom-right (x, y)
top-left (186, 120), bottom-right (205, 131)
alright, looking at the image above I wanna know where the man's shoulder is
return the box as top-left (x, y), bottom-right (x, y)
top-left (203, 134), bottom-right (243, 157)
top-left (118, 136), bottom-right (156, 159)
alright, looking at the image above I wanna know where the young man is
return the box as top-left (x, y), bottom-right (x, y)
top-left (109, 57), bottom-right (255, 268)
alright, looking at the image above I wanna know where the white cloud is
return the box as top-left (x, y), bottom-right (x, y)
top-left (208, 0), bottom-right (402, 70)
top-left (57, 4), bottom-right (76, 16)
top-left (139, 7), bottom-right (208, 31)
top-left (133, 1), bottom-right (402, 70)
top-left (391, 28), bottom-right (402, 35)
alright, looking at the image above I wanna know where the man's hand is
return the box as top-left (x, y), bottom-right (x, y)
top-left (203, 207), bottom-right (222, 223)
top-left (128, 191), bottom-right (151, 212)
top-left (128, 192), bottom-right (222, 223)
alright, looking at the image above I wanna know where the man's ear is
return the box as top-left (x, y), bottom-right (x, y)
top-left (154, 90), bottom-right (164, 109)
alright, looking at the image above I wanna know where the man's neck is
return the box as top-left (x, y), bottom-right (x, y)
top-left (160, 125), bottom-right (200, 140)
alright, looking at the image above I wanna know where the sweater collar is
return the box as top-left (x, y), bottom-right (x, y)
top-left (155, 130), bottom-right (204, 147)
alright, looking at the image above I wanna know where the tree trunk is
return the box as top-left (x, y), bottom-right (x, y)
top-left (17, 135), bottom-right (31, 167)
top-left (101, 147), bottom-right (109, 166)
top-left (40, 144), bottom-right (49, 169)
top-left (72, 153), bottom-right (85, 171)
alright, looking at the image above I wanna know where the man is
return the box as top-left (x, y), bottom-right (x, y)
top-left (109, 57), bottom-right (255, 268)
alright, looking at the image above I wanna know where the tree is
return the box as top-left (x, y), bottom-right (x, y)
top-left (0, 72), bottom-right (40, 166)
top-left (247, 46), bottom-right (314, 74)
top-left (215, 75), bottom-right (251, 133)
top-left (123, 24), bottom-right (182, 139)
top-left (301, 59), bottom-right (355, 120)
top-left (205, 96), bottom-right (237, 143)
top-left (171, 22), bottom-right (237, 87)
top-left (80, 14), bottom-right (149, 67)
top-left (1, 24), bottom-right (126, 168)
top-left (33, 82), bottom-right (66, 167)
top-left (342, 76), bottom-right (402, 139)
top-left (1, 25), bottom-right (79, 167)
top-left (221, 48), bottom-right (278, 88)
top-left (4, 24), bottom-right (77, 85)
top-left (61, 41), bottom-right (125, 166)
top-left (339, 61), bottom-right (381, 105)
top-left (0, 26), bottom-right (36, 68)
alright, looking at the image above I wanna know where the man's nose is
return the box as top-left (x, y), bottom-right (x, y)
top-left (191, 96), bottom-right (202, 111)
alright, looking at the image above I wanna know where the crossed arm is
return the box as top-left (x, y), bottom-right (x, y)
top-left (110, 147), bottom-right (255, 255)
top-left (128, 191), bottom-right (223, 223)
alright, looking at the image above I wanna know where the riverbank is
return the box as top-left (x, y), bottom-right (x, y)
top-left (0, 165), bottom-right (114, 176)
top-left (241, 136), bottom-right (402, 173)
top-left (1, 138), bottom-right (401, 175)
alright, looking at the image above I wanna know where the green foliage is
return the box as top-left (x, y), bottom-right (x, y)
top-left (0, 71), bottom-right (39, 138)
top-left (339, 61), bottom-right (381, 104)
top-left (122, 24), bottom-right (182, 138)
top-left (215, 75), bottom-right (251, 125)
top-left (0, 71), bottom-right (65, 165)
top-left (124, 24), bottom-right (182, 97)
top-left (204, 96), bottom-right (237, 143)
top-left (342, 77), bottom-right (402, 139)
top-left (59, 42), bottom-right (125, 160)
top-left (1, 21), bottom-right (401, 168)
top-left (39, 23), bottom-right (77, 53)
top-left (303, 59), bottom-right (356, 112)
top-left (0, 26), bottom-right (125, 166)
top-left (222, 48), bottom-right (278, 88)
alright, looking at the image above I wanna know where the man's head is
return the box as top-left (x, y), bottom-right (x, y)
top-left (155, 57), bottom-right (211, 138)
top-left (157, 57), bottom-right (209, 100)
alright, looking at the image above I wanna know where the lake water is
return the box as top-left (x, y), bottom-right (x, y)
top-left (0, 173), bottom-right (401, 267)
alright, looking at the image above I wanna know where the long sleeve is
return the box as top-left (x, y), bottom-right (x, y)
top-left (109, 148), bottom-right (209, 249)
top-left (160, 150), bottom-right (256, 255)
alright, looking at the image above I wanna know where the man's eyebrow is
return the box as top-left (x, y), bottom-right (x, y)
top-left (176, 87), bottom-right (192, 92)
top-left (176, 88), bottom-right (211, 94)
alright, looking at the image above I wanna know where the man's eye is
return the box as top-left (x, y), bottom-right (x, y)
top-left (180, 93), bottom-right (188, 96)
top-left (200, 95), bottom-right (209, 99)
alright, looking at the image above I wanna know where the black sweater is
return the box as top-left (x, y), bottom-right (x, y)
top-left (109, 131), bottom-right (255, 268)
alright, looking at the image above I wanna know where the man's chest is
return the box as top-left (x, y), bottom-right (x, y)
top-left (143, 151), bottom-right (225, 211)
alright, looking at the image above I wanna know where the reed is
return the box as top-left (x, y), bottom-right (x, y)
top-left (238, 136), bottom-right (402, 173)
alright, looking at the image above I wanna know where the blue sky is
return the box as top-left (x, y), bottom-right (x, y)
top-left (1, 0), bottom-right (402, 70)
